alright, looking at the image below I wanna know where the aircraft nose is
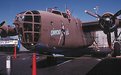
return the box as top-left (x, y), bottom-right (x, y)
top-left (14, 10), bottom-right (41, 50)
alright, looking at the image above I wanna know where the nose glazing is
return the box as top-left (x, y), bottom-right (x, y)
top-left (16, 10), bottom-right (41, 49)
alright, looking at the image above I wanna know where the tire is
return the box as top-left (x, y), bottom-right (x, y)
top-left (113, 42), bottom-right (120, 57)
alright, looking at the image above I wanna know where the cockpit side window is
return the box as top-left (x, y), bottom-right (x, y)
top-left (52, 11), bottom-right (62, 15)
top-left (62, 13), bottom-right (68, 18)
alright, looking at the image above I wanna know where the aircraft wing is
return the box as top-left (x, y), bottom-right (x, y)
top-left (82, 19), bottom-right (121, 32)
top-left (82, 9), bottom-right (121, 33)
top-left (82, 21), bottom-right (100, 32)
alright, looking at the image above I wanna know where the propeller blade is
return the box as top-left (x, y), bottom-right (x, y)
top-left (0, 21), bottom-right (5, 27)
top-left (113, 10), bottom-right (121, 18)
top-left (107, 33), bottom-right (112, 48)
top-left (85, 10), bottom-right (99, 18)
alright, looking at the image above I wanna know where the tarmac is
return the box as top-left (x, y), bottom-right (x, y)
top-left (0, 52), bottom-right (121, 75)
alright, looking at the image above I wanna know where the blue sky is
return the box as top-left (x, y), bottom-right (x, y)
top-left (0, 0), bottom-right (121, 25)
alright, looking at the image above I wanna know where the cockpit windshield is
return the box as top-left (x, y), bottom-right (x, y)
top-left (52, 10), bottom-right (62, 15)
top-left (50, 10), bottom-right (69, 18)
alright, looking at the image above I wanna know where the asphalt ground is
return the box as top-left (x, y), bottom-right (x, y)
top-left (0, 52), bottom-right (121, 75)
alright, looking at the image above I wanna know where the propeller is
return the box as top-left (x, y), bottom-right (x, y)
top-left (0, 21), bottom-right (5, 27)
top-left (85, 10), bottom-right (121, 49)
top-left (99, 10), bottom-right (121, 48)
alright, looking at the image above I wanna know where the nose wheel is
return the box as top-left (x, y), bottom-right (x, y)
top-left (112, 42), bottom-right (121, 57)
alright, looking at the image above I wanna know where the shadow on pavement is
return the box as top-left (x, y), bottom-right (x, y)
top-left (87, 58), bottom-right (121, 75)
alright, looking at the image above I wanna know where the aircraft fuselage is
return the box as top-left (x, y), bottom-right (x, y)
top-left (14, 10), bottom-right (95, 51)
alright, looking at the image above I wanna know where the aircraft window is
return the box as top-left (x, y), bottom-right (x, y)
top-left (31, 10), bottom-right (40, 14)
top-left (23, 23), bottom-right (32, 31)
top-left (62, 13), bottom-right (68, 18)
top-left (25, 33), bottom-right (32, 42)
top-left (34, 33), bottom-right (39, 42)
top-left (34, 24), bottom-right (40, 32)
top-left (24, 16), bottom-right (32, 22)
top-left (52, 11), bottom-right (62, 15)
top-left (34, 16), bottom-right (40, 23)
